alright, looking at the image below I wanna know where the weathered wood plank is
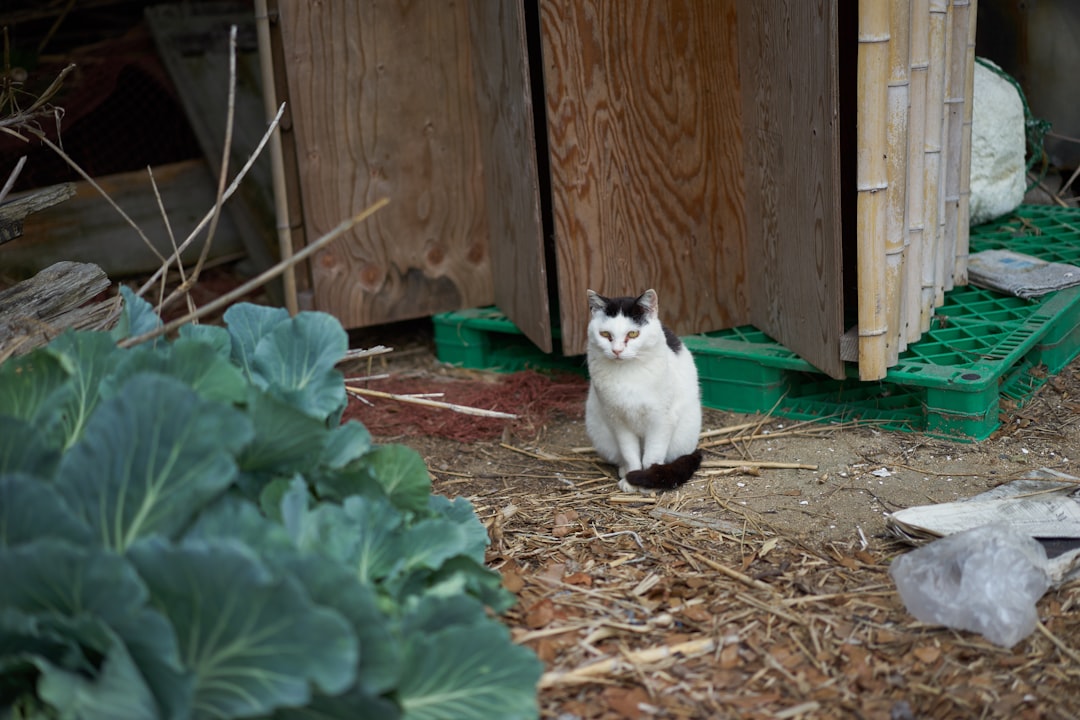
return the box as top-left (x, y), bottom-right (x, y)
top-left (0, 261), bottom-right (112, 357)
top-left (276, 0), bottom-right (494, 328)
top-left (0, 184), bottom-right (75, 246)
top-left (469, 1), bottom-right (551, 353)
top-left (739, 0), bottom-right (845, 379)
top-left (0, 160), bottom-right (245, 280)
top-left (540, 0), bottom-right (748, 356)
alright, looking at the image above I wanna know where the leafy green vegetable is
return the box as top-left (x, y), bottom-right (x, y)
top-left (0, 299), bottom-right (541, 719)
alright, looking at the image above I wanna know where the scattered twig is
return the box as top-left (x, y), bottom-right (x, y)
top-left (118, 198), bottom-right (390, 347)
top-left (701, 459), bottom-right (818, 471)
top-left (538, 637), bottom-right (716, 688)
top-left (346, 385), bottom-right (518, 420)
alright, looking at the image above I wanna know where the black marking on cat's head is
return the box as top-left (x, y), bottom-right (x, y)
top-left (586, 289), bottom-right (659, 325)
top-left (662, 326), bottom-right (683, 353)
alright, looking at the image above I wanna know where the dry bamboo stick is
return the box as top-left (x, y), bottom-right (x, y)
top-left (885, 0), bottom-right (911, 361)
top-left (905, 0), bottom-right (930, 341)
top-left (119, 199), bottom-right (389, 347)
top-left (921, 0), bottom-right (948, 327)
top-left (955, 0), bottom-right (978, 284)
top-left (937, 1), bottom-right (956, 297)
top-left (254, 0), bottom-right (299, 315)
top-left (701, 459), bottom-right (818, 471)
top-left (856, 0), bottom-right (892, 381)
top-left (942, 0), bottom-right (967, 293)
top-left (538, 637), bottom-right (717, 688)
top-left (346, 386), bottom-right (519, 419)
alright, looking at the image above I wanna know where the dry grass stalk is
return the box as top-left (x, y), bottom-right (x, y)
top-left (856, 0), bottom-right (891, 380)
top-left (119, 198), bottom-right (390, 348)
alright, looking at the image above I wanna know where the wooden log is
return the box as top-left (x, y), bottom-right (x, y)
top-left (0, 261), bottom-right (112, 358)
top-left (955, 0), bottom-right (978, 285)
top-left (857, 0), bottom-right (891, 381)
top-left (0, 183), bottom-right (75, 246)
top-left (885, 0), bottom-right (911, 362)
top-left (920, 0), bottom-right (948, 330)
top-left (905, 0), bottom-right (930, 342)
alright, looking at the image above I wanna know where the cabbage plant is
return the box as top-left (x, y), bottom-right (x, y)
top-left (0, 289), bottom-right (541, 720)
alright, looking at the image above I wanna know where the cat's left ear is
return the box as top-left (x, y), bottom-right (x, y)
top-left (637, 289), bottom-right (659, 318)
top-left (587, 289), bottom-right (607, 313)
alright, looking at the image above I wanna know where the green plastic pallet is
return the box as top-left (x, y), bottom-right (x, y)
top-left (433, 206), bottom-right (1080, 440)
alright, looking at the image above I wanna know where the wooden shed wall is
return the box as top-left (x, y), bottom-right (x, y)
top-left (274, 1), bottom-right (494, 327)
top-left (539, 0), bottom-right (749, 356)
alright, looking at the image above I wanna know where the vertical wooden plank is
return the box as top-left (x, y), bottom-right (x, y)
top-left (740, 0), bottom-right (845, 380)
top-left (469, 1), bottom-right (551, 352)
top-left (857, 0), bottom-right (891, 381)
top-left (276, 1), bottom-right (493, 328)
top-left (540, 0), bottom-right (748, 356)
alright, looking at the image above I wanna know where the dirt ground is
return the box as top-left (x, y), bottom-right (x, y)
top-left (345, 321), bottom-right (1080, 720)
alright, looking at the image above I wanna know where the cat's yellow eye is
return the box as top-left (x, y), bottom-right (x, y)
top-left (600, 331), bottom-right (613, 340)
top-left (626, 330), bottom-right (640, 339)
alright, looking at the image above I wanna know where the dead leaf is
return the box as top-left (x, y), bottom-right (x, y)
top-left (912, 645), bottom-right (942, 665)
top-left (525, 598), bottom-right (555, 629)
top-left (719, 642), bottom-right (741, 670)
top-left (563, 571), bottom-right (593, 586)
top-left (602, 685), bottom-right (651, 719)
top-left (501, 567), bottom-right (526, 593)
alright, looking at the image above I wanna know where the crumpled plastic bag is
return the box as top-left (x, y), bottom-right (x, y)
top-left (889, 523), bottom-right (1052, 647)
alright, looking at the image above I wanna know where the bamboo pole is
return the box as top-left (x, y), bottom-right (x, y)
top-left (942, 0), bottom-right (967, 294)
top-left (857, 0), bottom-right (892, 381)
top-left (905, 0), bottom-right (929, 343)
top-left (884, 0), bottom-right (910, 362)
top-left (936, 1), bottom-right (955, 299)
top-left (955, 0), bottom-right (978, 285)
top-left (254, 0), bottom-right (299, 316)
top-left (920, 0), bottom-right (948, 330)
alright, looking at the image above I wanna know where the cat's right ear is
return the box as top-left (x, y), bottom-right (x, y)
top-left (587, 290), bottom-right (606, 313)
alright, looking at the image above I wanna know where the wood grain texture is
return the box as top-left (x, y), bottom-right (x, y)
top-left (1, 161), bottom-right (245, 279)
top-left (0, 261), bottom-right (112, 357)
top-left (469, 1), bottom-right (551, 353)
top-left (276, 0), bottom-right (493, 328)
top-left (540, 0), bottom-right (747, 356)
top-left (739, 0), bottom-right (845, 379)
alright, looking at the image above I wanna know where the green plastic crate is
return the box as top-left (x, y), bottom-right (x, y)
top-left (432, 307), bottom-right (586, 374)
top-left (433, 206), bottom-right (1080, 440)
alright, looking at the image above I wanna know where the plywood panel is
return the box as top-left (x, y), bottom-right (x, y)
top-left (739, 0), bottom-right (845, 379)
top-left (540, 0), bottom-right (748, 356)
top-left (276, 1), bottom-right (493, 327)
top-left (469, 1), bottom-right (551, 353)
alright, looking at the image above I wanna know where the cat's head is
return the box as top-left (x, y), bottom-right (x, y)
top-left (586, 289), bottom-right (661, 361)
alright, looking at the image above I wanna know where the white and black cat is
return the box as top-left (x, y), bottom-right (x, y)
top-left (585, 289), bottom-right (703, 493)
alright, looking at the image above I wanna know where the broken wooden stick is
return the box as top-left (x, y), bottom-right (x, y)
top-left (538, 636), bottom-right (716, 688)
top-left (701, 459), bottom-right (818, 471)
top-left (346, 385), bottom-right (518, 419)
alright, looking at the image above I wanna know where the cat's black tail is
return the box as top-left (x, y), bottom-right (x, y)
top-left (624, 450), bottom-right (703, 491)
